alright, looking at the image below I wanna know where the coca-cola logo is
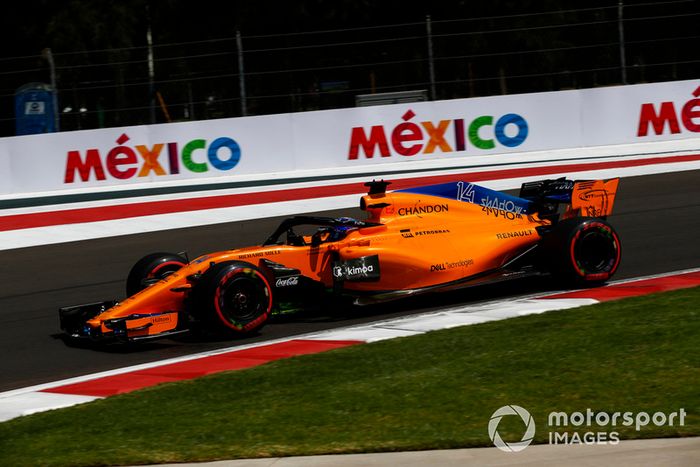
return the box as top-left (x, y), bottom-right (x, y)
top-left (275, 276), bottom-right (299, 287)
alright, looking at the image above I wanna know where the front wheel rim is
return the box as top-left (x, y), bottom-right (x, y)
top-left (214, 269), bottom-right (271, 330)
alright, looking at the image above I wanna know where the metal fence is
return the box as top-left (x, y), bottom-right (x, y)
top-left (1, 0), bottom-right (698, 136)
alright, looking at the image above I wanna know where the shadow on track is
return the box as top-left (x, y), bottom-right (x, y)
top-left (53, 275), bottom-right (566, 353)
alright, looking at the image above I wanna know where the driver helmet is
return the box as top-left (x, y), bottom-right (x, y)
top-left (329, 217), bottom-right (358, 240)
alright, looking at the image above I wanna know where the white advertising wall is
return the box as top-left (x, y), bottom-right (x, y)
top-left (1, 114), bottom-right (296, 195)
top-left (581, 79), bottom-right (700, 146)
top-left (291, 89), bottom-right (582, 170)
top-left (1, 78), bottom-right (698, 196)
top-left (0, 141), bottom-right (10, 196)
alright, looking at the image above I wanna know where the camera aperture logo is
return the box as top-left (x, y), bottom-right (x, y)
top-left (488, 405), bottom-right (687, 452)
top-left (488, 405), bottom-right (536, 452)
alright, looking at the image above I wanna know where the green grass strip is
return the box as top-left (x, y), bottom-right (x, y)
top-left (1, 287), bottom-right (698, 466)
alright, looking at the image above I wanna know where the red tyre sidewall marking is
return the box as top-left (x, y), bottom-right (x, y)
top-left (147, 260), bottom-right (186, 279)
top-left (569, 222), bottom-right (621, 280)
top-left (609, 228), bottom-right (622, 276)
top-left (214, 267), bottom-right (273, 332)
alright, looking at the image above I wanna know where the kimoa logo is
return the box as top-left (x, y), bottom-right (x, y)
top-left (488, 405), bottom-right (536, 452)
top-left (334, 263), bottom-right (375, 278)
top-left (348, 108), bottom-right (528, 159)
top-left (347, 264), bottom-right (374, 275)
top-left (64, 133), bottom-right (242, 183)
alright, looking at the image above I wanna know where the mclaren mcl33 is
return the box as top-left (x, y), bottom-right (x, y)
top-left (60, 177), bottom-right (621, 342)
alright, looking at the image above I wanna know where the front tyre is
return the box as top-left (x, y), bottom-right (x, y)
top-left (542, 218), bottom-right (621, 286)
top-left (191, 261), bottom-right (273, 335)
top-left (126, 252), bottom-right (188, 296)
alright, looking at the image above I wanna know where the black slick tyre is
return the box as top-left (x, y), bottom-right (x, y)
top-left (191, 261), bottom-right (273, 335)
top-left (541, 218), bottom-right (621, 286)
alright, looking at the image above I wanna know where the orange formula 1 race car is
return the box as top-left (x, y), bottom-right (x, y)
top-left (59, 178), bottom-right (621, 342)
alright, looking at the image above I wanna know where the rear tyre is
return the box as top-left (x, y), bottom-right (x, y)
top-left (191, 261), bottom-right (273, 335)
top-left (541, 218), bottom-right (621, 286)
top-left (126, 252), bottom-right (188, 296)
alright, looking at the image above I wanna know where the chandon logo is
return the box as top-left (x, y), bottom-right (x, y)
top-left (397, 203), bottom-right (449, 217)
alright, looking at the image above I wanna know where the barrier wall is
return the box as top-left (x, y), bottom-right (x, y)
top-left (1, 78), bottom-right (698, 196)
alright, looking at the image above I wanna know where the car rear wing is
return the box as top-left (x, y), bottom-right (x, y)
top-left (519, 177), bottom-right (619, 219)
top-left (362, 177), bottom-right (618, 222)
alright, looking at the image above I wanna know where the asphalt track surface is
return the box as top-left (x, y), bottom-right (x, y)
top-left (0, 170), bottom-right (698, 392)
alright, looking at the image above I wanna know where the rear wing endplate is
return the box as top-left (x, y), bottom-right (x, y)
top-left (571, 178), bottom-right (619, 218)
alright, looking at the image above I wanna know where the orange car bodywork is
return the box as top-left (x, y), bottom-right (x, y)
top-left (63, 177), bottom-right (620, 341)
